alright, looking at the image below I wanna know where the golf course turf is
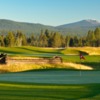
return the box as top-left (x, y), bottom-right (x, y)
top-left (0, 70), bottom-right (100, 100)
top-left (0, 46), bottom-right (100, 100)
top-left (0, 82), bottom-right (100, 100)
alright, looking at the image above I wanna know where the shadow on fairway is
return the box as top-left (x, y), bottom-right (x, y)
top-left (82, 62), bottom-right (100, 70)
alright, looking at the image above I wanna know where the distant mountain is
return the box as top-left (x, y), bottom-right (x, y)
top-left (0, 19), bottom-right (100, 36)
top-left (56, 19), bottom-right (100, 36)
top-left (0, 19), bottom-right (57, 35)
top-left (57, 19), bottom-right (100, 28)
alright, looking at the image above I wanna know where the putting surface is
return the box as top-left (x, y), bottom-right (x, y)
top-left (0, 70), bottom-right (100, 100)
top-left (0, 70), bottom-right (100, 84)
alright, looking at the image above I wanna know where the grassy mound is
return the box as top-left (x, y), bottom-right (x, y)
top-left (0, 46), bottom-right (60, 57)
top-left (0, 46), bottom-right (100, 57)
top-left (0, 82), bottom-right (100, 100)
top-left (61, 47), bottom-right (100, 55)
top-left (0, 46), bottom-right (100, 72)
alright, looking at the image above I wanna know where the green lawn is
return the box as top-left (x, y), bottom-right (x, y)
top-left (0, 46), bottom-right (62, 57)
top-left (62, 55), bottom-right (100, 62)
top-left (0, 46), bottom-right (100, 70)
top-left (0, 46), bottom-right (100, 61)
top-left (0, 82), bottom-right (100, 100)
top-left (0, 47), bottom-right (100, 99)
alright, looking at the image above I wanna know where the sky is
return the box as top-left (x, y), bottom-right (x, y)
top-left (0, 0), bottom-right (100, 26)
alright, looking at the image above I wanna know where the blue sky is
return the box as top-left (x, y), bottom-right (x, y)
top-left (0, 0), bottom-right (100, 26)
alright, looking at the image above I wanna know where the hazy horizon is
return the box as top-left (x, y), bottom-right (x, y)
top-left (0, 0), bottom-right (100, 26)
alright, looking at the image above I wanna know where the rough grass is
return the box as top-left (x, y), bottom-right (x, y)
top-left (0, 60), bottom-right (93, 73)
top-left (0, 82), bottom-right (100, 100)
top-left (0, 46), bottom-right (60, 57)
top-left (0, 46), bottom-right (100, 58)
top-left (62, 55), bottom-right (100, 63)
top-left (0, 46), bottom-right (100, 56)
top-left (62, 47), bottom-right (100, 55)
top-left (0, 46), bottom-right (100, 72)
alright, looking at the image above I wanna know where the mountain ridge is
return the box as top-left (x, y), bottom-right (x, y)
top-left (56, 19), bottom-right (100, 27)
top-left (0, 19), bottom-right (100, 36)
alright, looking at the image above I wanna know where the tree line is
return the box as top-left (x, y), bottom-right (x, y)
top-left (0, 27), bottom-right (100, 47)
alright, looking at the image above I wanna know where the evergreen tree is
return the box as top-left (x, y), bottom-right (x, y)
top-left (15, 31), bottom-right (23, 46)
top-left (38, 32), bottom-right (44, 47)
top-left (94, 27), bottom-right (100, 39)
top-left (94, 27), bottom-right (100, 46)
top-left (0, 35), bottom-right (5, 46)
top-left (86, 30), bottom-right (92, 46)
top-left (44, 29), bottom-right (50, 38)
top-left (81, 37), bottom-right (87, 46)
top-left (22, 34), bottom-right (27, 46)
top-left (90, 31), bottom-right (96, 46)
top-left (78, 38), bottom-right (83, 47)
top-left (69, 37), bottom-right (74, 47)
top-left (6, 31), bottom-right (15, 47)
top-left (30, 33), bottom-right (35, 46)
top-left (42, 34), bottom-right (48, 47)
top-left (65, 36), bottom-right (70, 47)
top-left (73, 36), bottom-right (79, 47)
top-left (52, 32), bottom-right (61, 47)
top-left (60, 35), bottom-right (65, 47)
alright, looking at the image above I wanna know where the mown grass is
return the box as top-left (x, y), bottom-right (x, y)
top-left (62, 55), bottom-right (100, 62)
top-left (61, 47), bottom-right (100, 55)
top-left (0, 46), bottom-right (100, 70)
top-left (0, 47), bottom-right (100, 100)
top-left (0, 46), bottom-right (100, 56)
top-left (81, 62), bottom-right (100, 70)
top-left (0, 46), bottom-right (100, 61)
top-left (62, 55), bottom-right (100, 70)
top-left (0, 82), bottom-right (100, 100)
top-left (0, 46), bottom-right (62, 57)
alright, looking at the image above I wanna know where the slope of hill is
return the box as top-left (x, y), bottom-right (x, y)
top-left (57, 19), bottom-right (100, 28)
top-left (56, 19), bottom-right (100, 36)
top-left (0, 19), bottom-right (57, 35)
top-left (0, 19), bottom-right (100, 36)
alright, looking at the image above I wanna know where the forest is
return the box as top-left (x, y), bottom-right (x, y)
top-left (0, 27), bottom-right (100, 47)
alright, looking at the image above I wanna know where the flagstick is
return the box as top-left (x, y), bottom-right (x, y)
top-left (80, 59), bottom-right (81, 76)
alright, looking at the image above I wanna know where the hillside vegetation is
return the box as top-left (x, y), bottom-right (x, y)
top-left (0, 19), bottom-right (100, 36)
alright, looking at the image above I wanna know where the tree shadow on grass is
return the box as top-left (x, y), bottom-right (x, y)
top-left (81, 62), bottom-right (100, 70)
top-left (0, 49), bottom-right (25, 55)
top-left (78, 84), bottom-right (100, 100)
top-left (20, 47), bottom-right (62, 54)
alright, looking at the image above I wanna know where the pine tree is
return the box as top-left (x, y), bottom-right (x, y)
top-left (15, 31), bottom-right (23, 46)
top-left (90, 31), bottom-right (96, 46)
top-left (44, 29), bottom-right (50, 38)
top-left (78, 38), bottom-right (83, 47)
top-left (65, 36), bottom-right (70, 47)
top-left (86, 30), bottom-right (92, 46)
top-left (22, 34), bottom-right (27, 46)
top-left (69, 37), bottom-right (74, 47)
top-left (94, 28), bottom-right (100, 46)
top-left (94, 27), bottom-right (100, 39)
top-left (38, 32), bottom-right (44, 47)
top-left (73, 36), bottom-right (79, 47)
top-left (30, 33), bottom-right (35, 46)
top-left (6, 31), bottom-right (15, 47)
top-left (0, 35), bottom-right (5, 46)
top-left (52, 32), bottom-right (61, 47)
top-left (42, 34), bottom-right (48, 47)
